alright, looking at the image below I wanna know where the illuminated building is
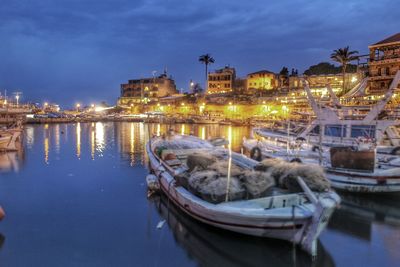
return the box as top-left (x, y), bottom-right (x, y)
top-left (368, 32), bottom-right (400, 94)
top-left (288, 73), bottom-right (360, 93)
top-left (246, 70), bottom-right (278, 92)
top-left (207, 67), bottom-right (236, 94)
top-left (118, 71), bottom-right (177, 106)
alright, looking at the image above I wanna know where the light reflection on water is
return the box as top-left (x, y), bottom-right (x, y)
top-left (0, 122), bottom-right (399, 267)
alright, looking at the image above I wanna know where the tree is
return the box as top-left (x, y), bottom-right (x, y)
top-left (192, 83), bottom-right (203, 94)
top-left (304, 62), bottom-right (357, 76)
top-left (330, 46), bottom-right (359, 94)
top-left (279, 67), bottom-right (289, 87)
top-left (198, 54), bottom-right (215, 86)
top-left (279, 67), bottom-right (289, 76)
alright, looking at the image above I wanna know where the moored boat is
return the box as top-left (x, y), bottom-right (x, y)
top-left (243, 136), bottom-right (400, 193)
top-left (146, 134), bottom-right (340, 257)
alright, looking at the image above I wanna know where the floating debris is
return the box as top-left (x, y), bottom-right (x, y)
top-left (156, 220), bottom-right (166, 229)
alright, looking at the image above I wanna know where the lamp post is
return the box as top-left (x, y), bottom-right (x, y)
top-left (15, 95), bottom-right (20, 106)
top-left (14, 91), bottom-right (22, 107)
top-left (190, 80), bottom-right (194, 93)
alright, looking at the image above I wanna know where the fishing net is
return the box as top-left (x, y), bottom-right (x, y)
top-left (186, 152), bottom-right (217, 172)
top-left (242, 170), bottom-right (275, 199)
top-left (188, 170), bottom-right (245, 203)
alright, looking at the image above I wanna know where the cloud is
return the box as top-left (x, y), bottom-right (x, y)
top-left (0, 0), bottom-right (399, 106)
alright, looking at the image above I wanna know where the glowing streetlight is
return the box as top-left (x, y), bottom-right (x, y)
top-left (13, 92), bottom-right (22, 107)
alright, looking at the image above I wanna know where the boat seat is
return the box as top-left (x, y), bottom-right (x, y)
top-left (161, 148), bottom-right (212, 160)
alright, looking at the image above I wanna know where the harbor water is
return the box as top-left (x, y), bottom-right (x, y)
top-left (0, 122), bottom-right (399, 267)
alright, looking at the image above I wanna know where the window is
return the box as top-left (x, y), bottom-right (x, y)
top-left (325, 125), bottom-right (346, 137)
top-left (351, 125), bottom-right (376, 138)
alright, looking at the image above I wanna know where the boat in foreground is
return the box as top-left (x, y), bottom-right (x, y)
top-left (146, 134), bottom-right (340, 257)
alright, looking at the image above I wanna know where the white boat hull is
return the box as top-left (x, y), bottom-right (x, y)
top-left (147, 136), bottom-right (340, 256)
top-left (243, 138), bottom-right (400, 194)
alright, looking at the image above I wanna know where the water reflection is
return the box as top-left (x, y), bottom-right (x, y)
top-left (2, 123), bottom-right (400, 266)
top-left (151, 194), bottom-right (334, 267)
top-left (43, 126), bottom-right (49, 164)
top-left (0, 148), bottom-right (24, 173)
top-left (76, 122), bottom-right (81, 159)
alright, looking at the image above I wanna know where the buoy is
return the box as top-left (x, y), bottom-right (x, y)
top-left (0, 206), bottom-right (5, 221)
top-left (146, 174), bottom-right (160, 192)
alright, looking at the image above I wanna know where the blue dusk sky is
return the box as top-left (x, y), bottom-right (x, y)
top-left (0, 0), bottom-right (399, 107)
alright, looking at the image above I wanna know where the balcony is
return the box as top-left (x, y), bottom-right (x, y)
top-left (368, 74), bottom-right (395, 81)
top-left (369, 56), bottom-right (400, 65)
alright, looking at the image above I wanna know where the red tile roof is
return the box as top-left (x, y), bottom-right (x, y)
top-left (373, 33), bottom-right (400, 46)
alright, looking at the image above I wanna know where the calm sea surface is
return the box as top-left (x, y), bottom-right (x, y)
top-left (0, 122), bottom-right (399, 267)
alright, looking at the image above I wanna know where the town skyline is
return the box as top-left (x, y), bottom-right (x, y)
top-left (1, 0), bottom-right (399, 106)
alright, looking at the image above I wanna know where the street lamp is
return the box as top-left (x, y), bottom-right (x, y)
top-left (14, 92), bottom-right (22, 107)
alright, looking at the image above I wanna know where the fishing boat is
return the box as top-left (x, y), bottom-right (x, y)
top-left (0, 131), bottom-right (21, 151)
top-left (146, 134), bottom-right (340, 257)
top-left (0, 121), bottom-right (23, 151)
top-left (243, 136), bottom-right (400, 193)
top-left (191, 114), bottom-right (223, 124)
top-left (254, 71), bottom-right (400, 155)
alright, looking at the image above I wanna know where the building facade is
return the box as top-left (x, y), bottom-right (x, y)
top-left (207, 67), bottom-right (236, 94)
top-left (288, 73), bottom-right (360, 92)
top-left (368, 33), bottom-right (400, 94)
top-left (119, 73), bottom-right (177, 106)
top-left (246, 70), bottom-right (278, 92)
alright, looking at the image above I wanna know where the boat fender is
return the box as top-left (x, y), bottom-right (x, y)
top-left (290, 158), bottom-right (302, 163)
top-left (0, 206), bottom-right (5, 221)
top-left (250, 147), bottom-right (262, 162)
top-left (391, 147), bottom-right (400, 155)
top-left (146, 174), bottom-right (160, 192)
top-left (311, 145), bottom-right (320, 152)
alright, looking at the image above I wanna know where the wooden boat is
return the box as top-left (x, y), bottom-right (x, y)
top-left (243, 137), bottom-right (400, 193)
top-left (0, 122), bottom-right (23, 151)
top-left (146, 134), bottom-right (340, 257)
top-left (0, 131), bottom-right (20, 151)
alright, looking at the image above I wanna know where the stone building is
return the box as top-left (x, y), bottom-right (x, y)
top-left (288, 73), bottom-right (360, 92)
top-left (207, 67), bottom-right (236, 94)
top-left (368, 32), bottom-right (400, 94)
top-left (119, 72), bottom-right (177, 106)
top-left (246, 70), bottom-right (278, 92)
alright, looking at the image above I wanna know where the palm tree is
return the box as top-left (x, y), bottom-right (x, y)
top-left (199, 54), bottom-right (215, 86)
top-left (330, 46), bottom-right (358, 94)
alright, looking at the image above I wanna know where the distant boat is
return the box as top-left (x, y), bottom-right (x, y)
top-left (146, 134), bottom-right (340, 257)
top-left (0, 121), bottom-right (23, 151)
